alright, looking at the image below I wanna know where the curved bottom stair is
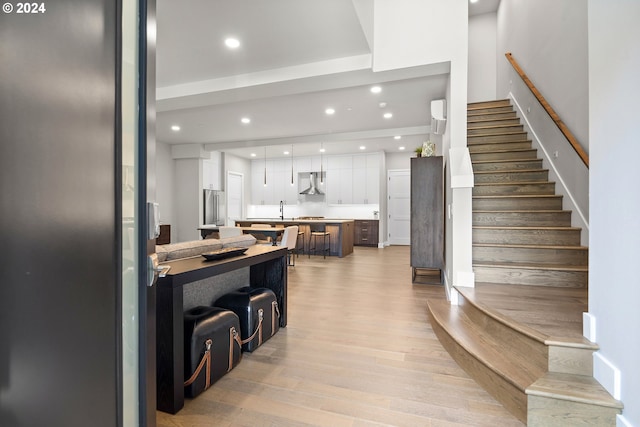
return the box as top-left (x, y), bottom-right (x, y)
top-left (427, 283), bottom-right (622, 425)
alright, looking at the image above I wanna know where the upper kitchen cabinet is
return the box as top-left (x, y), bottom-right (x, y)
top-left (293, 155), bottom-right (325, 173)
top-left (326, 155), bottom-right (353, 204)
top-left (327, 153), bottom-right (381, 205)
top-left (352, 153), bottom-right (380, 204)
top-left (202, 151), bottom-right (222, 190)
top-left (251, 158), bottom-right (297, 205)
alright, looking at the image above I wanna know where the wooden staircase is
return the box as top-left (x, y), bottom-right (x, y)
top-left (427, 99), bottom-right (623, 425)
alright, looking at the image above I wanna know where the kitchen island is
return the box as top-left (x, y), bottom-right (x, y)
top-left (235, 219), bottom-right (355, 257)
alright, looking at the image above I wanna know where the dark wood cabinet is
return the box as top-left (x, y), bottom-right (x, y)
top-left (156, 224), bottom-right (171, 245)
top-left (354, 219), bottom-right (379, 246)
top-left (410, 156), bottom-right (444, 281)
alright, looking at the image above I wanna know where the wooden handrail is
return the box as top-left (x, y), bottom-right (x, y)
top-left (505, 52), bottom-right (589, 168)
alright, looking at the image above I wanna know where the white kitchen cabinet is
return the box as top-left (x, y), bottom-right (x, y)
top-left (294, 156), bottom-right (312, 173)
top-left (252, 158), bottom-right (298, 205)
top-left (326, 155), bottom-right (353, 204)
top-left (251, 159), bottom-right (273, 205)
top-left (202, 151), bottom-right (222, 190)
top-left (351, 153), bottom-right (380, 204)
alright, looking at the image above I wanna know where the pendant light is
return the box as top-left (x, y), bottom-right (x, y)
top-left (320, 142), bottom-right (324, 185)
top-left (263, 146), bottom-right (267, 187)
top-left (290, 145), bottom-right (294, 186)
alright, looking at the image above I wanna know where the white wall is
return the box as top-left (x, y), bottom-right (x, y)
top-left (385, 151), bottom-right (413, 170)
top-left (223, 152), bottom-right (252, 221)
top-left (468, 12), bottom-right (497, 102)
top-left (371, 0), bottom-right (472, 292)
top-left (588, 1), bottom-right (640, 425)
top-left (497, 0), bottom-right (589, 153)
top-left (155, 142), bottom-right (176, 242)
top-left (497, 0), bottom-right (590, 241)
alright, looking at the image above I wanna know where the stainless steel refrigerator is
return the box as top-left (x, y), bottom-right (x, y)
top-left (203, 189), bottom-right (225, 225)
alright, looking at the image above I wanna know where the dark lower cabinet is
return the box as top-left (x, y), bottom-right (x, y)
top-left (410, 156), bottom-right (445, 282)
top-left (354, 220), bottom-right (379, 246)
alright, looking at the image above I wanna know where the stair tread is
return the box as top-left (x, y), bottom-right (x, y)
top-left (473, 261), bottom-right (588, 271)
top-left (428, 299), bottom-right (540, 391)
top-left (526, 372), bottom-right (623, 409)
top-left (473, 243), bottom-right (587, 250)
top-left (460, 283), bottom-right (590, 346)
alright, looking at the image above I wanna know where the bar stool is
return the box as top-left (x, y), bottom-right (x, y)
top-left (296, 229), bottom-right (305, 257)
top-left (308, 223), bottom-right (330, 259)
top-left (250, 223), bottom-right (272, 244)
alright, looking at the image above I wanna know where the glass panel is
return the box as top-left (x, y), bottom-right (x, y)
top-left (122, 1), bottom-right (140, 425)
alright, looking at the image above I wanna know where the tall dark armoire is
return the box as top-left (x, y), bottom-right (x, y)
top-left (410, 156), bottom-right (445, 283)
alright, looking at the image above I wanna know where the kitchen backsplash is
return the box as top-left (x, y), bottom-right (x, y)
top-left (247, 201), bottom-right (380, 220)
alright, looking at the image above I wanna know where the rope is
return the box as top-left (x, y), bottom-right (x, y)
top-left (241, 309), bottom-right (264, 345)
top-left (228, 326), bottom-right (242, 372)
top-left (184, 339), bottom-right (212, 389)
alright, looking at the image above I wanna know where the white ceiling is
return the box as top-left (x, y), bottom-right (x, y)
top-left (155, 0), bottom-right (500, 160)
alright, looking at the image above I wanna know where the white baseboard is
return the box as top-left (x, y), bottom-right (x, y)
top-left (616, 414), bottom-right (633, 427)
top-left (583, 312), bottom-right (597, 342)
top-left (593, 352), bottom-right (621, 400)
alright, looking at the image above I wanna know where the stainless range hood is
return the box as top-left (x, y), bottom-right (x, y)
top-left (299, 172), bottom-right (324, 195)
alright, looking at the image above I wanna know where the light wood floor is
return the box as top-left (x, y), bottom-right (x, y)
top-left (157, 246), bottom-right (524, 427)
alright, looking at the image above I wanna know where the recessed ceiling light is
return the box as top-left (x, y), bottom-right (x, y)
top-left (370, 86), bottom-right (382, 94)
top-left (470, 0), bottom-right (479, 3)
top-left (283, 151), bottom-right (289, 155)
top-left (359, 146), bottom-right (366, 150)
top-left (224, 37), bottom-right (240, 49)
top-left (325, 108), bottom-right (335, 115)
top-left (383, 112), bottom-right (393, 119)
top-left (378, 102), bottom-right (387, 108)
top-left (250, 153), bottom-right (256, 157)
top-left (394, 135), bottom-right (402, 140)
top-left (171, 125), bottom-right (180, 131)
top-left (241, 117), bottom-right (251, 124)
top-left (319, 148), bottom-right (326, 153)
top-left (399, 146), bottom-right (406, 150)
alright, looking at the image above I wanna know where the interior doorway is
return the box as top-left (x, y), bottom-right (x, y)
top-left (387, 169), bottom-right (411, 245)
top-left (226, 171), bottom-right (244, 225)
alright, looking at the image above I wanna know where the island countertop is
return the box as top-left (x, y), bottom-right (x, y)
top-left (235, 219), bottom-right (355, 257)
top-left (241, 218), bottom-right (355, 224)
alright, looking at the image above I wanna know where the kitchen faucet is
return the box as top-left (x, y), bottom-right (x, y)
top-left (279, 200), bottom-right (284, 220)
